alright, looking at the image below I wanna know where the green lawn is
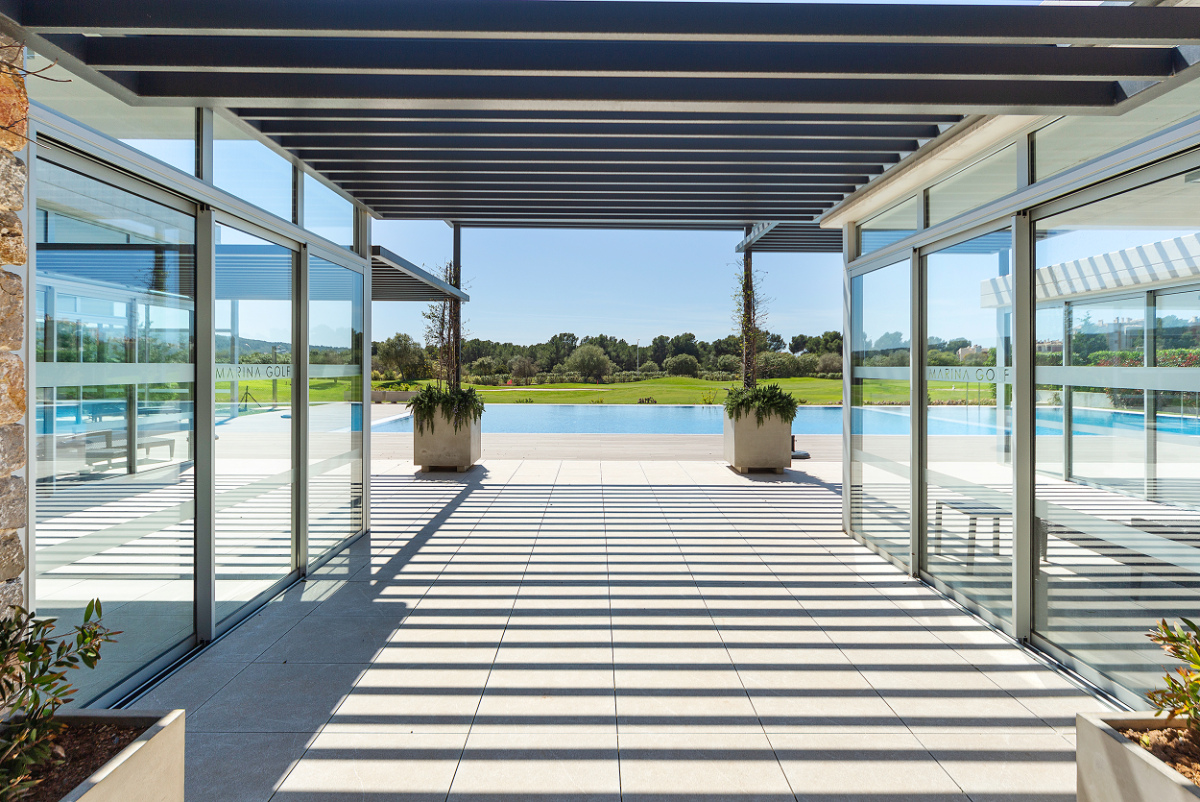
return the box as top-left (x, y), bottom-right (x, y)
top-left (217, 378), bottom-right (361, 405)
top-left (372, 376), bottom-right (998, 406)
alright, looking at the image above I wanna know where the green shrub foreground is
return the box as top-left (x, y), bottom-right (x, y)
top-left (407, 384), bottom-right (485, 434)
top-left (724, 384), bottom-right (800, 426)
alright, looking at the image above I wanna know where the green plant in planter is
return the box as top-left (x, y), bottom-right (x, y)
top-left (407, 384), bottom-right (485, 434)
top-left (0, 600), bottom-right (118, 798)
top-left (1146, 618), bottom-right (1200, 729)
top-left (724, 384), bottom-right (799, 426)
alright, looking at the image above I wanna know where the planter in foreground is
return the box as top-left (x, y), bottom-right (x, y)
top-left (723, 413), bottom-right (791, 473)
top-left (54, 708), bottom-right (185, 802)
top-left (414, 415), bottom-right (481, 472)
top-left (1077, 711), bottom-right (1200, 802)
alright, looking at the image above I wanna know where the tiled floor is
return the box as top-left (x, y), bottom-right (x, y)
top-left (136, 459), bottom-right (1108, 801)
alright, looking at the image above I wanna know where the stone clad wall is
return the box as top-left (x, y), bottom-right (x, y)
top-left (0, 38), bottom-right (28, 610)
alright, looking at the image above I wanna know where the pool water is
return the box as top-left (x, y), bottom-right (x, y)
top-left (372, 403), bottom-right (1200, 437)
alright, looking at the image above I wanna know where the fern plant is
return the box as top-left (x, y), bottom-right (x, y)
top-left (0, 600), bottom-right (118, 799)
top-left (724, 384), bottom-right (799, 426)
top-left (407, 384), bottom-right (484, 434)
top-left (1147, 618), bottom-right (1200, 730)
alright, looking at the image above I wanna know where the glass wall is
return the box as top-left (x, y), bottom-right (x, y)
top-left (213, 115), bottom-right (294, 221)
top-left (34, 158), bottom-right (196, 704)
top-left (308, 257), bottom-right (365, 564)
top-left (1033, 79), bottom-right (1200, 182)
top-left (849, 259), bottom-right (912, 563)
top-left (214, 225), bottom-right (297, 619)
top-left (857, 195), bottom-right (920, 255)
top-left (304, 174), bottom-right (355, 249)
top-left (27, 52), bottom-right (196, 175)
top-left (926, 146), bottom-right (1018, 227)
top-left (923, 230), bottom-right (1013, 619)
top-left (1033, 173), bottom-right (1200, 695)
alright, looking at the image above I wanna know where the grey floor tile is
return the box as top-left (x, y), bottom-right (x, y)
top-left (272, 732), bottom-right (466, 801)
top-left (185, 731), bottom-right (311, 802)
top-left (187, 662), bottom-right (368, 733)
top-left (449, 732), bottom-right (620, 801)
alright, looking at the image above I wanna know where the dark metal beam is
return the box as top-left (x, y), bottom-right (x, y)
top-left (253, 119), bottom-right (943, 140)
top-left (297, 152), bottom-right (902, 166)
top-left (235, 108), bottom-right (964, 125)
top-left (350, 190), bottom-right (848, 201)
top-left (20, 1), bottom-right (1200, 46)
top-left (76, 36), bottom-right (1177, 82)
top-left (128, 73), bottom-right (1124, 113)
top-left (312, 161), bottom-right (889, 176)
top-left (271, 134), bottom-right (920, 153)
top-left (335, 180), bottom-right (865, 192)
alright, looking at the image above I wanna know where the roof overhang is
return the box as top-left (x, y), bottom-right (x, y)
top-left (371, 246), bottom-right (469, 302)
top-left (6, 1), bottom-right (1200, 233)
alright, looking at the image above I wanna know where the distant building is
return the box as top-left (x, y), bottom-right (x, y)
top-left (1036, 340), bottom-right (1063, 353)
top-left (956, 345), bottom-right (986, 361)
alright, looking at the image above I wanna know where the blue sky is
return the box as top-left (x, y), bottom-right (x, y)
top-left (372, 223), bottom-right (845, 346)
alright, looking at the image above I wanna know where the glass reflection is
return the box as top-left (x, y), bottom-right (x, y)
top-left (308, 258), bottom-right (364, 564)
top-left (849, 260), bottom-right (911, 563)
top-left (923, 229), bottom-right (1013, 619)
top-left (1033, 173), bottom-right (1200, 695)
top-left (214, 225), bottom-right (295, 618)
top-left (858, 196), bottom-right (920, 255)
top-left (303, 174), bottom-right (354, 249)
top-left (34, 159), bottom-right (195, 704)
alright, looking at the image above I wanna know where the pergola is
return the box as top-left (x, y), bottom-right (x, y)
top-left (9, 0), bottom-right (1200, 375)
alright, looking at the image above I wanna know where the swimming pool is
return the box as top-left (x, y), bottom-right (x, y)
top-left (372, 403), bottom-right (1200, 437)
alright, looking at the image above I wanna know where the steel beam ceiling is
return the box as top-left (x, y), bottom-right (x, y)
top-left (6, 0), bottom-right (1199, 241)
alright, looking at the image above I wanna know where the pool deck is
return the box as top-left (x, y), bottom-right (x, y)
top-left (137, 457), bottom-right (1104, 802)
top-left (373, 433), bottom-right (843, 462)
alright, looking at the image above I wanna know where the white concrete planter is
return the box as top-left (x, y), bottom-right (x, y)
top-left (54, 709), bottom-right (184, 802)
top-left (413, 414), bottom-right (482, 471)
top-left (723, 412), bottom-right (791, 473)
top-left (1077, 711), bottom-right (1200, 802)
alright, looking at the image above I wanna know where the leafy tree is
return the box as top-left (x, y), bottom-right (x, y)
top-left (375, 332), bottom-right (427, 381)
top-left (796, 353), bottom-right (819, 376)
top-left (638, 360), bottom-right (660, 373)
top-left (565, 344), bottom-right (614, 382)
top-left (669, 332), bottom-right (701, 359)
top-left (716, 354), bottom-right (740, 373)
top-left (712, 334), bottom-right (742, 358)
top-left (649, 335), bottom-right (671, 366)
top-left (818, 352), bottom-right (842, 374)
top-left (509, 356), bottom-right (537, 384)
top-left (468, 356), bottom-right (506, 376)
top-left (760, 331), bottom-right (786, 353)
top-left (757, 351), bottom-right (796, 378)
top-left (663, 353), bottom-right (700, 377)
top-left (789, 334), bottom-right (808, 354)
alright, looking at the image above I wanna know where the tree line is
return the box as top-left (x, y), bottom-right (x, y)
top-left (373, 329), bottom-right (844, 382)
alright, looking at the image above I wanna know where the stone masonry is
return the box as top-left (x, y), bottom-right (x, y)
top-left (0, 37), bottom-right (26, 612)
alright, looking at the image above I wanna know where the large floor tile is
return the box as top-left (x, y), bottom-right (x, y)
top-left (616, 732), bottom-right (795, 801)
top-left (187, 662), bottom-right (368, 733)
top-left (449, 732), bottom-right (621, 802)
top-left (272, 732), bottom-right (466, 801)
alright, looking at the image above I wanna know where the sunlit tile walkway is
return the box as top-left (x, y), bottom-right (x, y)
top-left (136, 459), bottom-right (1109, 801)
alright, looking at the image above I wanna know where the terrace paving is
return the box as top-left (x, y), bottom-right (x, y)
top-left (135, 457), bottom-right (1107, 801)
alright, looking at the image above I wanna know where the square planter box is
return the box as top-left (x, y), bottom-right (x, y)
top-left (723, 413), bottom-right (791, 473)
top-left (1077, 711), bottom-right (1200, 802)
top-left (54, 709), bottom-right (184, 802)
top-left (414, 415), bottom-right (481, 471)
